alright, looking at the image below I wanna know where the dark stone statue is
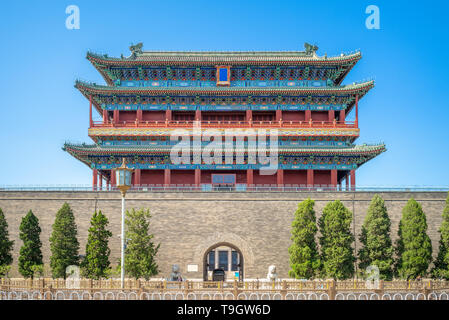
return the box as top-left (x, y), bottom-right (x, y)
top-left (129, 42), bottom-right (143, 59)
top-left (169, 264), bottom-right (183, 281)
top-left (304, 42), bottom-right (318, 55)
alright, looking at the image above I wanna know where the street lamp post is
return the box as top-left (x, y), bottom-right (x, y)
top-left (115, 158), bottom-right (133, 289)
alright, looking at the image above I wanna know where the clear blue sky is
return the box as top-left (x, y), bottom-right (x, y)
top-left (0, 0), bottom-right (448, 186)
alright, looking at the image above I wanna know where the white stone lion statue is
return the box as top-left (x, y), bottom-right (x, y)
top-left (267, 265), bottom-right (277, 281)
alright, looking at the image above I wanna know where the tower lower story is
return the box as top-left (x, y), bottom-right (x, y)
top-left (89, 168), bottom-right (357, 191)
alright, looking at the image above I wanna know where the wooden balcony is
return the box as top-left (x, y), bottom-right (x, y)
top-left (91, 119), bottom-right (357, 129)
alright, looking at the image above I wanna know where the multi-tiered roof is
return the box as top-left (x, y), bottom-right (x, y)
top-left (64, 43), bottom-right (385, 188)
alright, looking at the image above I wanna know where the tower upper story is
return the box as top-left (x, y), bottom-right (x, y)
top-left (64, 44), bottom-right (385, 180)
top-left (86, 43), bottom-right (362, 88)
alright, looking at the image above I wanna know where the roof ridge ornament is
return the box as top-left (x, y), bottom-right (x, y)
top-left (304, 42), bottom-right (318, 57)
top-left (129, 42), bottom-right (143, 59)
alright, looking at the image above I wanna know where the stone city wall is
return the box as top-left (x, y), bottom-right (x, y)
top-left (0, 191), bottom-right (446, 279)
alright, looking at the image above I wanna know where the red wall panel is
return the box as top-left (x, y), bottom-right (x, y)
top-left (252, 111), bottom-right (275, 122)
top-left (140, 170), bottom-right (164, 185)
top-left (314, 170), bottom-right (331, 186)
top-left (120, 111), bottom-right (137, 122)
top-left (173, 111), bottom-right (195, 121)
top-left (202, 112), bottom-right (245, 121)
top-left (284, 170), bottom-right (307, 185)
top-left (283, 111), bottom-right (305, 122)
top-left (253, 170), bottom-right (277, 185)
top-left (311, 111), bottom-right (328, 122)
top-left (171, 170), bottom-right (195, 185)
top-left (142, 111), bottom-right (165, 121)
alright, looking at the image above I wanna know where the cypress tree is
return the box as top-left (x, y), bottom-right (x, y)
top-left (49, 202), bottom-right (80, 279)
top-left (288, 198), bottom-right (320, 279)
top-left (0, 208), bottom-right (14, 276)
top-left (432, 192), bottom-right (449, 279)
top-left (18, 210), bottom-right (43, 278)
top-left (124, 208), bottom-right (160, 280)
top-left (319, 200), bottom-right (355, 279)
top-left (394, 198), bottom-right (432, 279)
top-left (358, 195), bottom-right (394, 280)
top-left (81, 211), bottom-right (112, 279)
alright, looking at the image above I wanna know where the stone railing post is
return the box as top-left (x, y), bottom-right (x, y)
top-left (375, 280), bottom-right (384, 298)
top-left (40, 278), bottom-right (45, 298)
top-left (422, 280), bottom-right (432, 298)
top-left (89, 279), bottom-right (93, 296)
top-left (47, 284), bottom-right (53, 300)
top-left (327, 279), bottom-right (336, 300)
top-left (6, 278), bottom-right (11, 291)
top-left (281, 280), bottom-right (287, 300)
top-left (137, 279), bottom-right (142, 298)
top-left (1, 277), bottom-right (8, 291)
top-left (184, 280), bottom-right (190, 297)
top-left (233, 280), bottom-right (239, 300)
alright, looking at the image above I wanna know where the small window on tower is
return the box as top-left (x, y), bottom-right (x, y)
top-left (216, 66), bottom-right (231, 86)
top-left (219, 68), bottom-right (228, 81)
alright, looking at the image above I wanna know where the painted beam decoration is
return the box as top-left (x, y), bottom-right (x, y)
top-left (74, 81), bottom-right (372, 123)
top-left (63, 142), bottom-right (384, 171)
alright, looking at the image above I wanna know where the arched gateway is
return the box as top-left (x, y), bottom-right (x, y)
top-left (203, 242), bottom-right (244, 281)
top-left (192, 232), bottom-right (254, 281)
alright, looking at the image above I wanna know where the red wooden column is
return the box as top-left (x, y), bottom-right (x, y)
top-left (89, 95), bottom-right (93, 127)
top-left (328, 110), bottom-right (335, 122)
top-left (98, 173), bottom-right (103, 190)
top-left (246, 110), bottom-right (252, 127)
top-left (277, 169), bottom-right (284, 187)
top-left (305, 110), bottom-right (312, 122)
top-left (350, 169), bottom-right (356, 191)
top-left (137, 109), bottom-right (143, 124)
top-left (247, 169), bottom-right (254, 186)
top-left (195, 109), bottom-right (202, 122)
top-left (165, 109), bottom-right (172, 121)
top-left (102, 109), bottom-right (108, 124)
top-left (307, 169), bottom-right (314, 187)
top-left (345, 173), bottom-right (350, 190)
top-left (355, 95), bottom-right (359, 127)
top-left (164, 169), bottom-right (171, 186)
top-left (111, 169), bottom-right (116, 187)
top-left (276, 110), bottom-right (282, 123)
top-left (331, 169), bottom-right (338, 190)
top-left (92, 169), bottom-right (98, 191)
top-left (195, 169), bottom-right (201, 186)
top-left (339, 109), bottom-right (346, 123)
top-left (113, 109), bottom-right (119, 125)
top-left (135, 168), bottom-right (141, 187)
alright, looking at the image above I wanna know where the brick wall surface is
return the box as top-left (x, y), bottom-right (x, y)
top-left (0, 191), bottom-right (446, 279)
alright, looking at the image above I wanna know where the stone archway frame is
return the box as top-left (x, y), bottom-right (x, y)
top-left (192, 232), bottom-right (255, 280)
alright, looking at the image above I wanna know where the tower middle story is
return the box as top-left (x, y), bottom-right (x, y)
top-left (64, 43), bottom-right (386, 190)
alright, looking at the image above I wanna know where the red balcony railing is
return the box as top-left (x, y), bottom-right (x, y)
top-left (91, 119), bottom-right (357, 129)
